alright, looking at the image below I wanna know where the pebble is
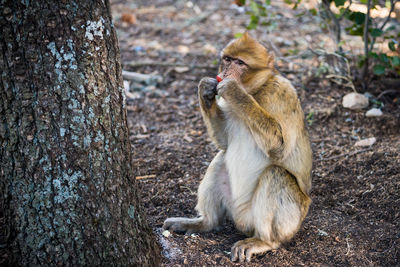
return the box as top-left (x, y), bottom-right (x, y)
top-left (365, 108), bottom-right (383, 117)
top-left (162, 230), bottom-right (171, 238)
top-left (174, 66), bottom-right (190, 73)
top-left (355, 137), bottom-right (376, 147)
top-left (317, 229), bottom-right (329, 236)
top-left (342, 92), bottom-right (369, 110)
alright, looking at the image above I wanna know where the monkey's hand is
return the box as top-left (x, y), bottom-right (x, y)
top-left (217, 78), bottom-right (248, 103)
top-left (198, 77), bottom-right (218, 109)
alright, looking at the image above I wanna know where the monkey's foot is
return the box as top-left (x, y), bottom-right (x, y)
top-left (231, 237), bottom-right (279, 262)
top-left (163, 217), bottom-right (207, 235)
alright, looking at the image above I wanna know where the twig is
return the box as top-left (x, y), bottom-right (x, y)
top-left (180, 186), bottom-right (196, 196)
top-left (136, 174), bottom-right (156, 180)
top-left (308, 48), bottom-right (356, 91)
top-left (345, 237), bottom-right (352, 256)
top-left (337, 0), bottom-right (353, 20)
top-left (311, 138), bottom-right (334, 143)
top-left (320, 148), bottom-right (372, 161)
top-left (322, 0), bottom-right (343, 49)
top-left (369, 0), bottom-right (397, 51)
top-left (122, 70), bottom-right (161, 83)
top-left (131, 134), bottom-right (150, 139)
top-left (326, 74), bottom-right (356, 91)
top-left (377, 89), bottom-right (400, 99)
top-left (361, 0), bottom-right (372, 89)
top-left (124, 61), bottom-right (217, 70)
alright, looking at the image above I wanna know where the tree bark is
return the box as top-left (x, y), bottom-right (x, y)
top-left (0, 0), bottom-right (160, 265)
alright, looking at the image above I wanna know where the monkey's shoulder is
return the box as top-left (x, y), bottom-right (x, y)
top-left (253, 76), bottom-right (302, 116)
top-left (260, 75), bottom-right (298, 99)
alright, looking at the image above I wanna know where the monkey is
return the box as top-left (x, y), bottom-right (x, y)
top-left (163, 32), bottom-right (312, 262)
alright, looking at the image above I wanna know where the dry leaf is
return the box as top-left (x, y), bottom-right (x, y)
top-left (121, 13), bottom-right (137, 25)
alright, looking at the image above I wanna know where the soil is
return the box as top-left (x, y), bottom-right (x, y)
top-left (115, 1), bottom-right (400, 266)
top-left (1, 1), bottom-right (399, 266)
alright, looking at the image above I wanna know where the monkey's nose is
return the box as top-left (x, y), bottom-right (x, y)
top-left (216, 75), bottom-right (223, 83)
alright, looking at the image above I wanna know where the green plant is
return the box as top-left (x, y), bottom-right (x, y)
top-left (240, 0), bottom-right (400, 87)
top-left (306, 110), bottom-right (315, 125)
top-left (244, 0), bottom-right (279, 32)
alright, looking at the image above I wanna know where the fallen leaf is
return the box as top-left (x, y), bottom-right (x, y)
top-left (121, 13), bottom-right (137, 24)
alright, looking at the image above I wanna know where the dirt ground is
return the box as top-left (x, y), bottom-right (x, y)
top-left (113, 0), bottom-right (400, 266)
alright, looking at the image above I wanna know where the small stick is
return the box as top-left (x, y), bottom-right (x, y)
top-left (136, 174), bottom-right (156, 180)
top-left (377, 89), bottom-right (400, 99)
top-left (345, 237), bottom-right (352, 255)
top-left (124, 61), bottom-right (217, 70)
top-left (311, 138), bottom-right (334, 143)
top-left (122, 70), bottom-right (160, 82)
top-left (320, 148), bottom-right (372, 161)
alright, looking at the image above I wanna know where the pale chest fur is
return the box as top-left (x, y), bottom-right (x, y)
top-left (217, 97), bottom-right (270, 206)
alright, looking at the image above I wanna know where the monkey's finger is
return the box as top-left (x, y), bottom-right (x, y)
top-left (245, 249), bottom-right (253, 262)
top-left (238, 246), bottom-right (246, 262)
top-left (203, 89), bottom-right (216, 100)
top-left (204, 99), bottom-right (213, 109)
top-left (230, 246), bottom-right (238, 262)
top-left (199, 77), bottom-right (218, 89)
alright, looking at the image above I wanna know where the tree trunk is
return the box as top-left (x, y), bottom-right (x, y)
top-left (0, 0), bottom-right (160, 265)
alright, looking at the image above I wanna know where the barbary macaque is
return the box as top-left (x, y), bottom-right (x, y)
top-left (163, 33), bottom-right (312, 262)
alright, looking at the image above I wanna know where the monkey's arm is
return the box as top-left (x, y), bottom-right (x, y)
top-left (218, 79), bottom-right (283, 158)
top-left (198, 77), bottom-right (227, 150)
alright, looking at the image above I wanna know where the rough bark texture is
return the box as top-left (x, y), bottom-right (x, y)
top-left (0, 0), bottom-right (160, 265)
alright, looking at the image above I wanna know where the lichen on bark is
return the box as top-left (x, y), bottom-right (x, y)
top-left (0, 0), bottom-right (160, 265)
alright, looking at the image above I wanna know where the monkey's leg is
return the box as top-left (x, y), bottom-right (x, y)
top-left (163, 151), bottom-right (229, 234)
top-left (231, 166), bottom-right (310, 262)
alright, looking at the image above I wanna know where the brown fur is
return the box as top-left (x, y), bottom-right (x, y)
top-left (164, 33), bottom-right (312, 262)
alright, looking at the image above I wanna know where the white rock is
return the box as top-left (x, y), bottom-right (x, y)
top-left (202, 43), bottom-right (217, 54)
top-left (355, 137), bottom-right (376, 147)
top-left (342, 92), bottom-right (369, 110)
top-left (174, 66), bottom-right (190, 73)
top-left (317, 229), bottom-right (329, 236)
top-left (162, 230), bottom-right (171, 238)
top-left (365, 108), bottom-right (383, 117)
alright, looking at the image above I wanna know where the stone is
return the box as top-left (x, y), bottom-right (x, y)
top-left (174, 66), bottom-right (190, 73)
top-left (365, 108), bottom-right (383, 117)
top-left (342, 92), bottom-right (369, 110)
top-left (162, 230), bottom-right (171, 238)
top-left (355, 137), bottom-right (376, 147)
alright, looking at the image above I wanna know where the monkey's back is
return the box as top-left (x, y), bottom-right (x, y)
top-left (256, 75), bottom-right (312, 195)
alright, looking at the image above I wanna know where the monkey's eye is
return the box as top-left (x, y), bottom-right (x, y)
top-left (236, 59), bottom-right (245, 66)
top-left (223, 56), bottom-right (232, 62)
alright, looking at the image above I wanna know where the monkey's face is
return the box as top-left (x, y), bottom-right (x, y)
top-left (219, 33), bottom-right (275, 92)
top-left (219, 55), bottom-right (249, 84)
